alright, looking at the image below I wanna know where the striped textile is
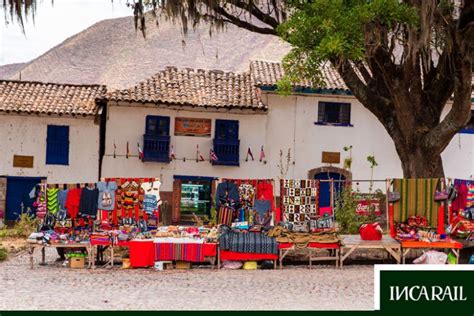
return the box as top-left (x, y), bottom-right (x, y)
top-left (219, 229), bottom-right (278, 254)
top-left (392, 178), bottom-right (440, 227)
top-left (46, 188), bottom-right (59, 215)
top-left (217, 206), bottom-right (234, 226)
top-left (154, 243), bottom-right (204, 262)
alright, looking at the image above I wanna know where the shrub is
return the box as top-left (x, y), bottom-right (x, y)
top-left (0, 247), bottom-right (8, 261)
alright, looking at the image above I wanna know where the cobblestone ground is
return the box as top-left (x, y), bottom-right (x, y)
top-left (0, 248), bottom-right (374, 310)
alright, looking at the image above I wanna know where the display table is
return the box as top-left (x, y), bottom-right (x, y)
top-left (28, 243), bottom-right (92, 269)
top-left (340, 235), bottom-right (401, 267)
top-left (278, 242), bottom-right (340, 269)
top-left (218, 250), bottom-right (278, 269)
top-left (400, 240), bottom-right (463, 264)
top-left (90, 240), bottom-right (130, 268)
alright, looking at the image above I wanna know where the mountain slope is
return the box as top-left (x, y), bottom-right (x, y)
top-left (9, 15), bottom-right (290, 89)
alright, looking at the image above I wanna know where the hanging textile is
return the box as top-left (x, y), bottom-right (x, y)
top-left (280, 179), bottom-right (319, 226)
top-left (217, 206), bottom-right (234, 226)
top-left (97, 181), bottom-right (118, 211)
top-left (116, 179), bottom-right (144, 222)
top-left (392, 178), bottom-right (440, 227)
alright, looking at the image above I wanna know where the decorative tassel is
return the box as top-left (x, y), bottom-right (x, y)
top-left (137, 142), bottom-right (144, 160)
top-left (210, 149), bottom-right (218, 162)
top-left (246, 146), bottom-right (254, 162)
top-left (259, 145), bottom-right (266, 162)
top-left (170, 145), bottom-right (176, 161)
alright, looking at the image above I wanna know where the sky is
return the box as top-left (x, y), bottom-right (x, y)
top-left (0, 0), bottom-right (132, 65)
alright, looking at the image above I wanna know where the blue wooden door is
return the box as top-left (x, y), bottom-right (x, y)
top-left (314, 172), bottom-right (346, 207)
top-left (6, 177), bottom-right (44, 221)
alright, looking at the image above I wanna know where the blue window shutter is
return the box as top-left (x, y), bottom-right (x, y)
top-left (213, 119), bottom-right (240, 166)
top-left (46, 125), bottom-right (69, 165)
top-left (215, 119), bottom-right (239, 140)
top-left (146, 115), bottom-right (170, 136)
top-left (143, 116), bottom-right (171, 163)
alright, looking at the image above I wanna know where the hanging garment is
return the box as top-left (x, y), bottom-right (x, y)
top-left (253, 199), bottom-right (271, 225)
top-left (256, 181), bottom-right (275, 209)
top-left (392, 178), bottom-right (440, 227)
top-left (46, 187), bottom-right (59, 215)
top-left (467, 182), bottom-right (474, 208)
top-left (79, 187), bottom-right (99, 218)
top-left (116, 180), bottom-right (144, 220)
top-left (34, 184), bottom-right (47, 219)
top-left (452, 179), bottom-right (469, 211)
top-left (143, 194), bottom-right (158, 215)
top-left (97, 181), bottom-right (118, 211)
top-left (65, 188), bottom-right (81, 219)
top-left (215, 181), bottom-right (240, 208)
top-left (141, 180), bottom-right (162, 206)
top-left (56, 189), bottom-right (69, 220)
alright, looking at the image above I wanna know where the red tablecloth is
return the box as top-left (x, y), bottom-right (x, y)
top-left (219, 250), bottom-right (278, 261)
top-left (129, 240), bottom-right (155, 268)
top-left (401, 240), bottom-right (463, 249)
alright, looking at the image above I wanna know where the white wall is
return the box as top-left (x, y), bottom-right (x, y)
top-left (0, 113), bottom-right (100, 183)
top-left (102, 95), bottom-right (474, 194)
top-left (102, 103), bottom-right (270, 191)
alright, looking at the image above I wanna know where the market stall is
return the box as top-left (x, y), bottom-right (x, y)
top-left (277, 179), bottom-right (341, 268)
top-left (388, 178), bottom-right (463, 264)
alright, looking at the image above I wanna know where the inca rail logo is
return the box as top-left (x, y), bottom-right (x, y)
top-left (389, 286), bottom-right (467, 302)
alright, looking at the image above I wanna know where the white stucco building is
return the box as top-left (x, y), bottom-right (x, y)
top-left (100, 62), bottom-right (474, 223)
top-left (0, 80), bottom-right (106, 221)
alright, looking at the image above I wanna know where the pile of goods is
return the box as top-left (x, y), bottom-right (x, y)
top-left (395, 216), bottom-right (445, 242)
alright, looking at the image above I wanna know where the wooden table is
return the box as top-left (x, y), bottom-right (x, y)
top-left (400, 240), bottom-right (463, 264)
top-left (279, 243), bottom-right (340, 269)
top-left (28, 242), bottom-right (92, 269)
top-left (340, 235), bottom-right (401, 267)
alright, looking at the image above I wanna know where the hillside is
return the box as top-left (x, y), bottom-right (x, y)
top-left (6, 15), bottom-right (290, 89)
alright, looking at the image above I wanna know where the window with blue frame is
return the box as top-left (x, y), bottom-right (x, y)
top-left (315, 101), bottom-right (352, 126)
top-left (143, 115), bottom-right (170, 162)
top-left (459, 110), bottom-right (474, 134)
top-left (46, 125), bottom-right (69, 165)
top-left (213, 119), bottom-right (240, 166)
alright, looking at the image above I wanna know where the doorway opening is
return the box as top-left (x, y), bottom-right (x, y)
top-left (4, 176), bottom-right (45, 223)
top-left (308, 167), bottom-right (352, 208)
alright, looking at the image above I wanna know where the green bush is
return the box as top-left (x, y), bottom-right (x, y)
top-left (0, 247), bottom-right (8, 261)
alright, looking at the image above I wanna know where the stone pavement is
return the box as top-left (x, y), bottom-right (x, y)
top-left (0, 248), bottom-right (374, 310)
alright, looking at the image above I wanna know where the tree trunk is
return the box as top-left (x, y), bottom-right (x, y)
top-left (394, 143), bottom-right (445, 178)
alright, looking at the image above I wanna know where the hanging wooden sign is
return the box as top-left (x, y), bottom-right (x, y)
top-left (13, 155), bottom-right (34, 168)
top-left (322, 151), bottom-right (340, 164)
top-left (174, 117), bottom-right (212, 137)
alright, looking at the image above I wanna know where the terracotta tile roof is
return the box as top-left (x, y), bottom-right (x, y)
top-left (0, 80), bottom-right (106, 116)
top-left (250, 60), bottom-right (349, 92)
top-left (107, 67), bottom-right (266, 110)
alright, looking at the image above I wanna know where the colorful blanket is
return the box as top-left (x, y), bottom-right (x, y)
top-left (154, 242), bottom-right (204, 262)
top-left (392, 178), bottom-right (440, 227)
top-left (280, 179), bottom-right (319, 226)
top-left (219, 227), bottom-right (277, 254)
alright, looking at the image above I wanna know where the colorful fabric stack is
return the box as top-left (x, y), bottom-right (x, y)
top-left (392, 178), bottom-right (439, 227)
top-left (280, 179), bottom-right (319, 226)
top-left (154, 242), bottom-right (204, 262)
top-left (219, 226), bottom-right (277, 254)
